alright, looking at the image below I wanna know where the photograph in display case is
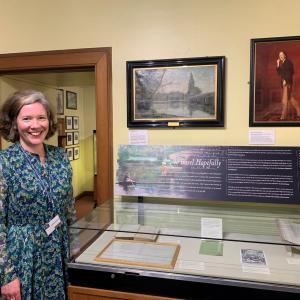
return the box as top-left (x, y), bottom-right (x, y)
top-left (95, 239), bottom-right (180, 269)
top-left (240, 249), bottom-right (267, 265)
top-left (250, 36), bottom-right (300, 126)
top-left (127, 56), bottom-right (225, 128)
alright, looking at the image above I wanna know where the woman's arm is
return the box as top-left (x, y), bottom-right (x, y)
top-left (0, 162), bottom-right (20, 299)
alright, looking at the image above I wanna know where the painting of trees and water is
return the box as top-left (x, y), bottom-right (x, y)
top-left (133, 65), bottom-right (216, 120)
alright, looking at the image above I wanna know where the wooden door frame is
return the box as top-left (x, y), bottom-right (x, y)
top-left (0, 47), bottom-right (113, 204)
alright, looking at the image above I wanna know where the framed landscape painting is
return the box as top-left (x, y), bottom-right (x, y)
top-left (127, 56), bottom-right (225, 128)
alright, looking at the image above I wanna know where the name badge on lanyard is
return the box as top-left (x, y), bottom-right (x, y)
top-left (45, 214), bottom-right (62, 236)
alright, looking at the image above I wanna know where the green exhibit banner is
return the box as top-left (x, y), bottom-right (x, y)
top-left (115, 145), bottom-right (300, 204)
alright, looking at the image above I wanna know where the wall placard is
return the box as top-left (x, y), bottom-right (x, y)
top-left (115, 145), bottom-right (300, 204)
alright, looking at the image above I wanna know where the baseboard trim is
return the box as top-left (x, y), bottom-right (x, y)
top-left (75, 191), bottom-right (94, 201)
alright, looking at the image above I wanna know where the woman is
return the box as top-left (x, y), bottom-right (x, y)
top-left (0, 90), bottom-right (77, 300)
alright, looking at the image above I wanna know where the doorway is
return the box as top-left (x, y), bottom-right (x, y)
top-left (0, 48), bottom-right (113, 205)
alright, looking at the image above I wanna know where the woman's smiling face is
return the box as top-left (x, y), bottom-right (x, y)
top-left (16, 102), bottom-right (49, 150)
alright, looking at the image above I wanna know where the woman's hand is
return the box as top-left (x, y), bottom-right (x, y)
top-left (1, 278), bottom-right (21, 300)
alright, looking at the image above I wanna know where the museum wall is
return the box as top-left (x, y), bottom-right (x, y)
top-left (1, 0), bottom-right (300, 205)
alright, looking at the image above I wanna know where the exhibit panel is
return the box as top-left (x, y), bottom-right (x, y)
top-left (115, 145), bottom-right (300, 204)
top-left (68, 200), bottom-right (300, 299)
top-left (68, 145), bottom-right (300, 299)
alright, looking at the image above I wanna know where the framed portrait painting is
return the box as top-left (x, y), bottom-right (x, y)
top-left (127, 56), bottom-right (225, 128)
top-left (250, 36), bottom-right (300, 126)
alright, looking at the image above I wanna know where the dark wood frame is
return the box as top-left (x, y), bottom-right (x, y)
top-left (0, 48), bottom-right (113, 205)
top-left (250, 36), bottom-right (300, 126)
top-left (66, 90), bottom-right (77, 110)
top-left (127, 56), bottom-right (225, 128)
top-left (67, 147), bottom-right (74, 161)
top-left (57, 88), bottom-right (64, 115)
top-left (57, 117), bottom-right (66, 136)
top-left (65, 116), bottom-right (73, 130)
top-left (72, 116), bottom-right (79, 129)
top-left (66, 132), bottom-right (74, 146)
top-left (73, 146), bottom-right (80, 160)
top-left (73, 131), bottom-right (79, 145)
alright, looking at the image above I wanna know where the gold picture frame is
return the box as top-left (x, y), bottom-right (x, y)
top-left (95, 239), bottom-right (180, 269)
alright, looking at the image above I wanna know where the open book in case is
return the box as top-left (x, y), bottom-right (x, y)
top-left (68, 197), bottom-right (300, 299)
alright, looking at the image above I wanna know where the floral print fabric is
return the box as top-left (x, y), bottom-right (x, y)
top-left (0, 143), bottom-right (76, 300)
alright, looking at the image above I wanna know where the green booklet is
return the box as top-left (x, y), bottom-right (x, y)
top-left (199, 240), bottom-right (223, 256)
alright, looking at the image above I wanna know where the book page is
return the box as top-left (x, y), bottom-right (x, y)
top-left (277, 219), bottom-right (300, 245)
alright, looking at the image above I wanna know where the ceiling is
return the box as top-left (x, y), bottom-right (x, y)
top-left (3, 71), bottom-right (95, 87)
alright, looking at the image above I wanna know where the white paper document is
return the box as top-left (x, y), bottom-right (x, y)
top-left (128, 130), bottom-right (148, 145)
top-left (201, 217), bottom-right (223, 239)
top-left (95, 239), bottom-right (180, 269)
top-left (249, 129), bottom-right (275, 145)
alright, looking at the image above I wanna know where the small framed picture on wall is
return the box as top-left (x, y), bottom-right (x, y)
top-left (56, 89), bottom-right (64, 115)
top-left (66, 91), bottom-right (77, 110)
top-left (73, 116), bottom-right (79, 129)
top-left (73, 131), bottom-right (79, 144)
top-left (73, 147), bottom-right (80, 160)
top-left (67, 148), bottom-right (73, 161)
top-left (57, 117), bottom-right (65, 136)
top-left (66, 132), bottom-right (73, 146)
top-left (65, 116), bottom-right (73, 130)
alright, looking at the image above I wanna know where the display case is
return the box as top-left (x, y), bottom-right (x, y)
top-left (68, 198), bottom-right (300, 300)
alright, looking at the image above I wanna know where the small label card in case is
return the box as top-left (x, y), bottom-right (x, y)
top-left (201, 217), bottom-right (223, 239)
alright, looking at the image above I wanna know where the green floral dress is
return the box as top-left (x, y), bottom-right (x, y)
top-left (0, 143), bottom-right (76, 300)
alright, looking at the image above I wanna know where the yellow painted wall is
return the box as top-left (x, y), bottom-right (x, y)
top-left (1, 0), bottom-right (300, 149)
top-left (1, 0), bottom-right (300, 203)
